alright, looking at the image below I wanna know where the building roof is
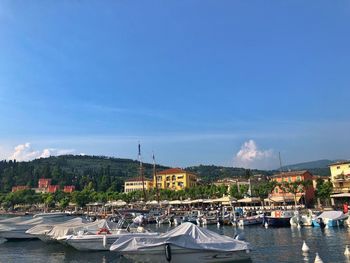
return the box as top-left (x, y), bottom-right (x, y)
top-left (157, 168), bottom-right (188, 175)
top-left (271, 170), bottom-right (310, 178)
top-left (125, 177), bottom-right (153, 182)
top-left (329, 161), bottom-right (350, 167)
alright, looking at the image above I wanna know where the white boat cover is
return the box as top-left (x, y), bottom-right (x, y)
top-left (0, 217), bottom-right (48, 231)
top-left (316, 211), bottom-right (347, 220)
top-left (110, 222), bottom-right (250, 252)
top-left (0, 216), bottom-right (27, 224)
top-left (26, 218), bottom-right (83, 235)
top-left (47, 219), bottom-right (118, 240)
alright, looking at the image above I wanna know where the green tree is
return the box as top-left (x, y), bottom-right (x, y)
top-left (315, 179), bottom-right (333, 206)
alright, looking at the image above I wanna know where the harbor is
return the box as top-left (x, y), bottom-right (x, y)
top-left (1, 213), bottom-right (350, 263)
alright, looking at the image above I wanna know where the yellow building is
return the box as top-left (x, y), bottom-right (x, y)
top-left (124, 177), bottom-right (153, 193)
top-left (154, 168), bottom-right (197, 191)
top-left (329, 161), bottom-right (350, 193)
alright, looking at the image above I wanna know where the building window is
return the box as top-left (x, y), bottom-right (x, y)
top-left (297, 176), bottom-right (301, 181)
top-left (288, 177), bottom-right (291, 182)
top-left (337, 166), bottom-right (340, 169)
top-left (172, 175), bottom-right (176, 181)
top-left (275, 188), bottom-right (278, 193)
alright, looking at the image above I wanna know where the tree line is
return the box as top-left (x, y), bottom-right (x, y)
top-left (0, 179), bottom-right (333, 211)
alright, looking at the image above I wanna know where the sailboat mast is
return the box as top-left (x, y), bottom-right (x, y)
top-left (138, 143), bottom-right (147, 202)
top-left (153, 152), bottom-right (160, 203)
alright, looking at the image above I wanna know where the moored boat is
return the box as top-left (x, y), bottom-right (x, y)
top-left (239, 214), bottom-right (264, 226)
top-left (312, 211), bottom-right (348, 227)
top-left (265, 210), bottom-right (293, 227)
top-left (110, 222), bottom-right (251, 263)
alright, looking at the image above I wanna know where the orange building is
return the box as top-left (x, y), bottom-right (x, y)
top-left (63, 185), bottom-right (75, 193)
top-left (47, 185), bottom-right (60, 193)
top-left (267, 170), bottom-right (315, 206)
top-left (11, 185), bottom-right (29, 192)
top-left (38, 178), bottom-right (52, 188)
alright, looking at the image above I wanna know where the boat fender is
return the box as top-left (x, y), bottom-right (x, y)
top-left (103, 235), bottom-right (107, 247)
top-left (345, 245), bottom-right (350, 256)
top-left (165, 243), bottom-right (172, 262)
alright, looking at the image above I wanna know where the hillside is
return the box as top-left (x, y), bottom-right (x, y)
top-left (0, 155), bottom-right (271, 193)
top-left (280, 159), bottom-right (335, 176)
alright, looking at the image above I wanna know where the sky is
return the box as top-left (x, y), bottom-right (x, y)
top-left (0, 1), bottom-right (349, 170)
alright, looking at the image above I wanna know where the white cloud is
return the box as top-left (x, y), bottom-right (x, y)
top-left (234, 140), bottom-right (274, 169)
top-left (8, 143), bottom-right (75, 161)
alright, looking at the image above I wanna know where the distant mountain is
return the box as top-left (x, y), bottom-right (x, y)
top-left (279, 159), bottom-right (343, 177)
top-left (281, 159), bottom-right (335, 170)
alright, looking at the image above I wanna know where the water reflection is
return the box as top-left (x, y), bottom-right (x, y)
top-left (1, 224), bottom-right (350, 263)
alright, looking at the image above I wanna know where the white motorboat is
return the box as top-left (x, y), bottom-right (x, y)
top-left (0, 212), bottom-right (73, 240)
top-left (26, 217), bottom-right (84, 242)
top-left (290, 210), bottom-right (313, 227)
top-left (312, 211), bottom-right (348, 227)
top-left (110, 222), bottom-right (251, 263)
top-left (33, 212), bottom-right (69, 219)
top-left (46, 219), bottom-right (118, 242)
top-left (238, 214), bottom-right (264, 226)
top-left (0, 217), bottom-right (49, 239)
top-left (66, 228), bottom-right (158, 251)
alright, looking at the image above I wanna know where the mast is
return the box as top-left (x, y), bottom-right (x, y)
top-left (278, 151), bottom-right (286, 206)
top-left (153, 152), bottom-right (160, 203)
top-left (138, 143), bottom-right (147, 202)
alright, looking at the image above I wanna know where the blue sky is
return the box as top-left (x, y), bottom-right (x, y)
top-left (0, 1), bottom-right (349, 169)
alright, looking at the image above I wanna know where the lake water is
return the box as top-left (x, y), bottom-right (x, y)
top-left (1, 221), bottom-right (350, 263)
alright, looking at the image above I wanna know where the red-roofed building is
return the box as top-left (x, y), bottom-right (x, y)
top-left (63, 185), bottom-right (75, 193)
top-left (266, 170), bottom-right (315, 206)
top-left (38, 178), bottom-right (52, 188)
top-left (11, 185), bottom-right (29, 192)
top-left (47, 185), bottom-right (60, 193)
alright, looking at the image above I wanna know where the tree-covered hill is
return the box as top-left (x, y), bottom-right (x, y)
top-left (0, 155), bottom-right (169, 193)
top-left (0, 155), bottom-right (330, 193)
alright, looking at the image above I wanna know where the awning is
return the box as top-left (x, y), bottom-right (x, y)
top-left (169, 200), bottom-right (182, 205)
top-left (211, 196), bottom-right (237, 205)
top-left (237, 197), bottom-right (261, 203)
top-left (264, 196), bottom-right (301, 203)
top-left (330, 193), bottom-right (350, 198)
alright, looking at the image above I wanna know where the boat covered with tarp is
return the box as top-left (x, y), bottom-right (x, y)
top-left (313, 211), bottom-right (348, 227)
top-left (110, 222), bottom-right (251, 263)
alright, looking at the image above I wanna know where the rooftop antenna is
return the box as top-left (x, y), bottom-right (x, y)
top-left (138, 142), bottom-right (147, 202)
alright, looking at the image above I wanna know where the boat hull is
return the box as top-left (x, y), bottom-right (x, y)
top-left (266, 217), bottom-right (291, 227)
top-left (312, 218), bottom-right (345, 227)
top-left (122, 245), bottom-right (251, 263)
top-left (66, 235), bottom-right (118, 251)
top-left (0, 229), bottom-right (38, 240)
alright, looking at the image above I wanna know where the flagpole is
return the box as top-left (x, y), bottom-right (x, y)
top-left (138, 143), bottom-right (146, 202)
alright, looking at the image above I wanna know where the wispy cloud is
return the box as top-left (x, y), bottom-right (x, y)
top-left (234, 139), bottom-right (274, 169)
top-left (8, 142), bottom-right (75, 161)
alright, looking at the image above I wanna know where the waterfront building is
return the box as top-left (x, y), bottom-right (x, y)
top-left (11, 185), bottom-right (29, 192)
top-left (124, 177), bottom-right (153, 193)
top-left (154, 168), bottom-right (197, 191)
top-left (266, 170), bottom-right (315, 206)
top-left (329, 161), bottom-right (350, 193)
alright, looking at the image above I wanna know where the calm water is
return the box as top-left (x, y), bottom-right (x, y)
top-left (1, 219), bottom-right (350, 263)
